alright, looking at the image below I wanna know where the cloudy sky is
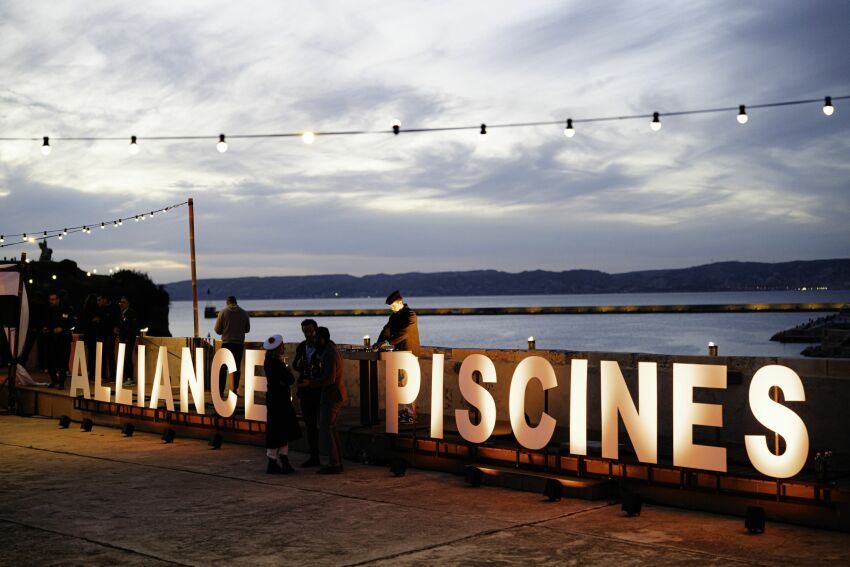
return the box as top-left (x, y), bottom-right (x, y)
top-left (1, 0), bottom-right (848, 284)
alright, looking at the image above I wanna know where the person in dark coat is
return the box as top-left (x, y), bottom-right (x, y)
top-left (117, 296), bottom-right (138, 385)
top-left (374, 290), bottom-right (420, 356)
top-left (263, 334), bottom-right (302, 474)
top-left (95, 294), bottom-right (118, 383)
top-left (43, 292), bottom-right (75, 389)
top-left (293, 318), bottom-right (322, 467)
top-left (79, 294), bottom-right (98, 380)
top-left (313, 327), bottom-right (349, 474)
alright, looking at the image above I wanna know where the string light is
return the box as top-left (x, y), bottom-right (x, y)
top-left (737, 105), bottom-right (748, 124)
top-left (650, 112), bottom-right (662, 131)
top-left (0, 95), bottom-right (844, 158)
top-left (113, 220), bottom-right (118, 227)
top-left (564, 118), bottom-right (575, 138)
top-left (480, 123), bottom-right (487, 136)
top-left (128, 135), bottom-right (140, 155)
top-left (302, 131), bottom-right (315, 144)
top-left (0, 200), bottom-right (187, 248)
top-left (823, 96), bottom-right (834, 116)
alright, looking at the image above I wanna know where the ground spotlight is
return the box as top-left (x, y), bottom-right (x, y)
top-left (543, 478), bottom-right (562, 502)
top-left (745, 506), bottom-right (765, 534)
top-left (58, 415), bottom-right (71, 428)
top-left (621, 493), bottom-right (642, 517)
top-left (121, 423), bottom-right (135, 437)
top-left (390, 457), bottom-right (407, 477)
top-left (209, 433), bottom-right (223, 449)
top-left (81, 418), bottom-right (94, 432)
top-left (161, 428), bottom-right (176, 443)
top-left (466, 466), bottom-right (484, 487)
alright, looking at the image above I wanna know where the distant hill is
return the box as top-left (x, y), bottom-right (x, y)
top-left (163, 259), bottom-right (850, 301)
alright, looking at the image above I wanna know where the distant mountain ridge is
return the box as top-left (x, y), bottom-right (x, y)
top-left (163, 259), bottom-right (850, 301)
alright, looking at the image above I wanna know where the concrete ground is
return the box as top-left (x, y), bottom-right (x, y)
top-left (1, 415), bottom-right (849, 566)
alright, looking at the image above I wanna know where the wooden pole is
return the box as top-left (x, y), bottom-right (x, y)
top-left (188, 198), bottom-right (199, 338)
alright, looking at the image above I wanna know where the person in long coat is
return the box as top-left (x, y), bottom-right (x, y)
top-left (263, 334), bottom-right (302, 474)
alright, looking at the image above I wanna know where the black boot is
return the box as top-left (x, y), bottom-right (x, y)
top-left (279, 455), bottom-right (295, 474)
top-left (267, 458), bottom-right (282, 474)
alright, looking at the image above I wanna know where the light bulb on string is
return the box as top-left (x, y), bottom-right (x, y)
top-left (22, 233), bottom-right (27, 241)
top-left (128, 135), bottom-right (140, 155)
top-left (113, 220), bottom-right (118, 227)
top-left (150, 211), bottom-right (155, 218)
top-left (823, 96), bottom-right (834, 116)
top-left (564, 118), bottom-right (575, 138)
top-left (135, 215), bottom-right (140, 222)
top-left (118, 219), bottom-right (122, 226)
top-left (216, 134), bottom-right (228, 153)
top-left (302, 131), bottom-right (315, 144)
top-left (43, 231), bottom-right (47, 237)
top-left (391, 119), bottom-right (401, 135)
top-left (58, 234), bottom-right (63, 240)
top-left (650, 112), bottom-right (662, 131)
top-left (101, 222), bottom-right (105, 230)
top-left (0, 236), bottom-right (4, 244)
top-left (62, 228), bottom-right (68, 236)
top-left (41, 136), bottom-right (51, 156)
top-left (737, 105), bottom-right (748, 124)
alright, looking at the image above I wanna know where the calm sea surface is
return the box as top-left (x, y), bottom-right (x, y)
top-left (167, 290), bottom-right (850, 357)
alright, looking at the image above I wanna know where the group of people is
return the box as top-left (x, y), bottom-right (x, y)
top-left (40, 291), bottom-right (138, 389)
top-left (214, 291), bottom-right (420, 475)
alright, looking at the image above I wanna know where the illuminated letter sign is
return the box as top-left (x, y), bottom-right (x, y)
top-left (673, 363), bottom-right (727, 472)
top-left (455, 354), bottom-right (497, 444)
top-left (745, 365), bottom-right (809, 479)
top-left (509, 356), bottom-right (557, 450)
top-left (179, 347), bottom-right (206, 414)
top-left (211, 348), bottom-right (238, 418)
top-left (601, 361), bottom-right (658, 463)
top-left (384, 352), bottom-right (421, 434)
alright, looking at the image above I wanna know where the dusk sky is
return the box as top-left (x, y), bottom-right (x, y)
top-left (1, 1), bottom-right (849, 284)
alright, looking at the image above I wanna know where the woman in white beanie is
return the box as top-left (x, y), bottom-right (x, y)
top-left (263, 334), bottom-right (302, 473)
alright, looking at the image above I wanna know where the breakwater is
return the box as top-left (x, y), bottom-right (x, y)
top-left (205, 302), bottom-right (848, 318)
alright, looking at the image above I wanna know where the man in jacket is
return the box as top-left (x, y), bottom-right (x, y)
top-left (292, 319), bottom-right (322, 467)
top-left (117, 296), bottom-right (138, 386)
top-left (214, 296), bottom-right (251, 398)
top-left (374, 290), bottom-right (420, 355)
top-left (43, 292), bottom-right (75, 389)
top-left (313, 326), bottom-right (348, 474)
top-left (94, 294), bottom-right (118, 383)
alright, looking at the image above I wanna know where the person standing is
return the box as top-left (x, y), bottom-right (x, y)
top-left (214, 295), bottom-right (251, 398)
top-left (293, 319), bottom-right (321, 467)
top-left (374, 290), bottom-right (420, 356)
top-left (313, 326), bottom-right (348, 474)
top-left (79, 294), bottom-right (98, 380)
top-left (43, 292), bottom-right (75, 389)
top-left (117, 296), bottom-right (138, 386)
top-left (263, 334), bottom-right (302, 474)
top-left (95, 294), bottom-right (118, 383)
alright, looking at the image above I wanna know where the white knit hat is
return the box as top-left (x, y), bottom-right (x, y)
top-left (263, 334), bottom-right (283, 350)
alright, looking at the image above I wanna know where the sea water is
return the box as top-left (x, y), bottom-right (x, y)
top-left (166, 290), bottom-right (849, 357)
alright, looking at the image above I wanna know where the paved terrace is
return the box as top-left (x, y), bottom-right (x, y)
top-left (1, 415), bottom-right (849, 566)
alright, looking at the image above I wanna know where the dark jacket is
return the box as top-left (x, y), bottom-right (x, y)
top-left (118, 307), bottom-right (138, 343)
top-left (377, 304), bottom-right (421, 355)
top-left (313, 341), bottom-right (348, 405)
top-left (45, 303), bottom-right (75, 343)
top-left (264, 354), bottom-right (303, 448)
top-left (94, 303), bottom-right (118, 342)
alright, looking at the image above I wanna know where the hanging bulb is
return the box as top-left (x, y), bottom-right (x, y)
top-left (43, 231), bottom-right (47, 237)
top-left (650, 112), bottom-right (662, 131)
top-left (0, 235), bottom-right (4, 244)
top-left (480, 123), bottom-right (487, 136)
top-left (58, 234), bottom-right (63, 240)
top-left (150, 211), bottom-right (155, 218)
top-left (101, 222), bottom-right (105, 230)
top-left (41, 136), bottom-right (52, 156)
top-left (302, 131), bottom-right (315, 144)
top-left (564, 118), bottom-right (575, 138)
top-left (113, 220), bottom-right (118, 227)
top-left (22, 233), bottom-right (27, 241)
top-left (82, 226), bottom-right (87, 234)
top-left (391, 119), bottom-right (401, 135)
top-left (737, 105), bottom-right (748, 124)
top-left (118, 219), bottom-right (123, 226)
top-left (823, 96), bottom-right (834, 116)
top-left (63, 228), bottom-right (68, 235)
top-left (135, 215), bottom-right (140, 222)
top-left (92, 269), bottom-right (97, 274)
top-left (128, 135), bottom-right (140, 155)
top-left (216, 134), bottom-right (228, 153)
